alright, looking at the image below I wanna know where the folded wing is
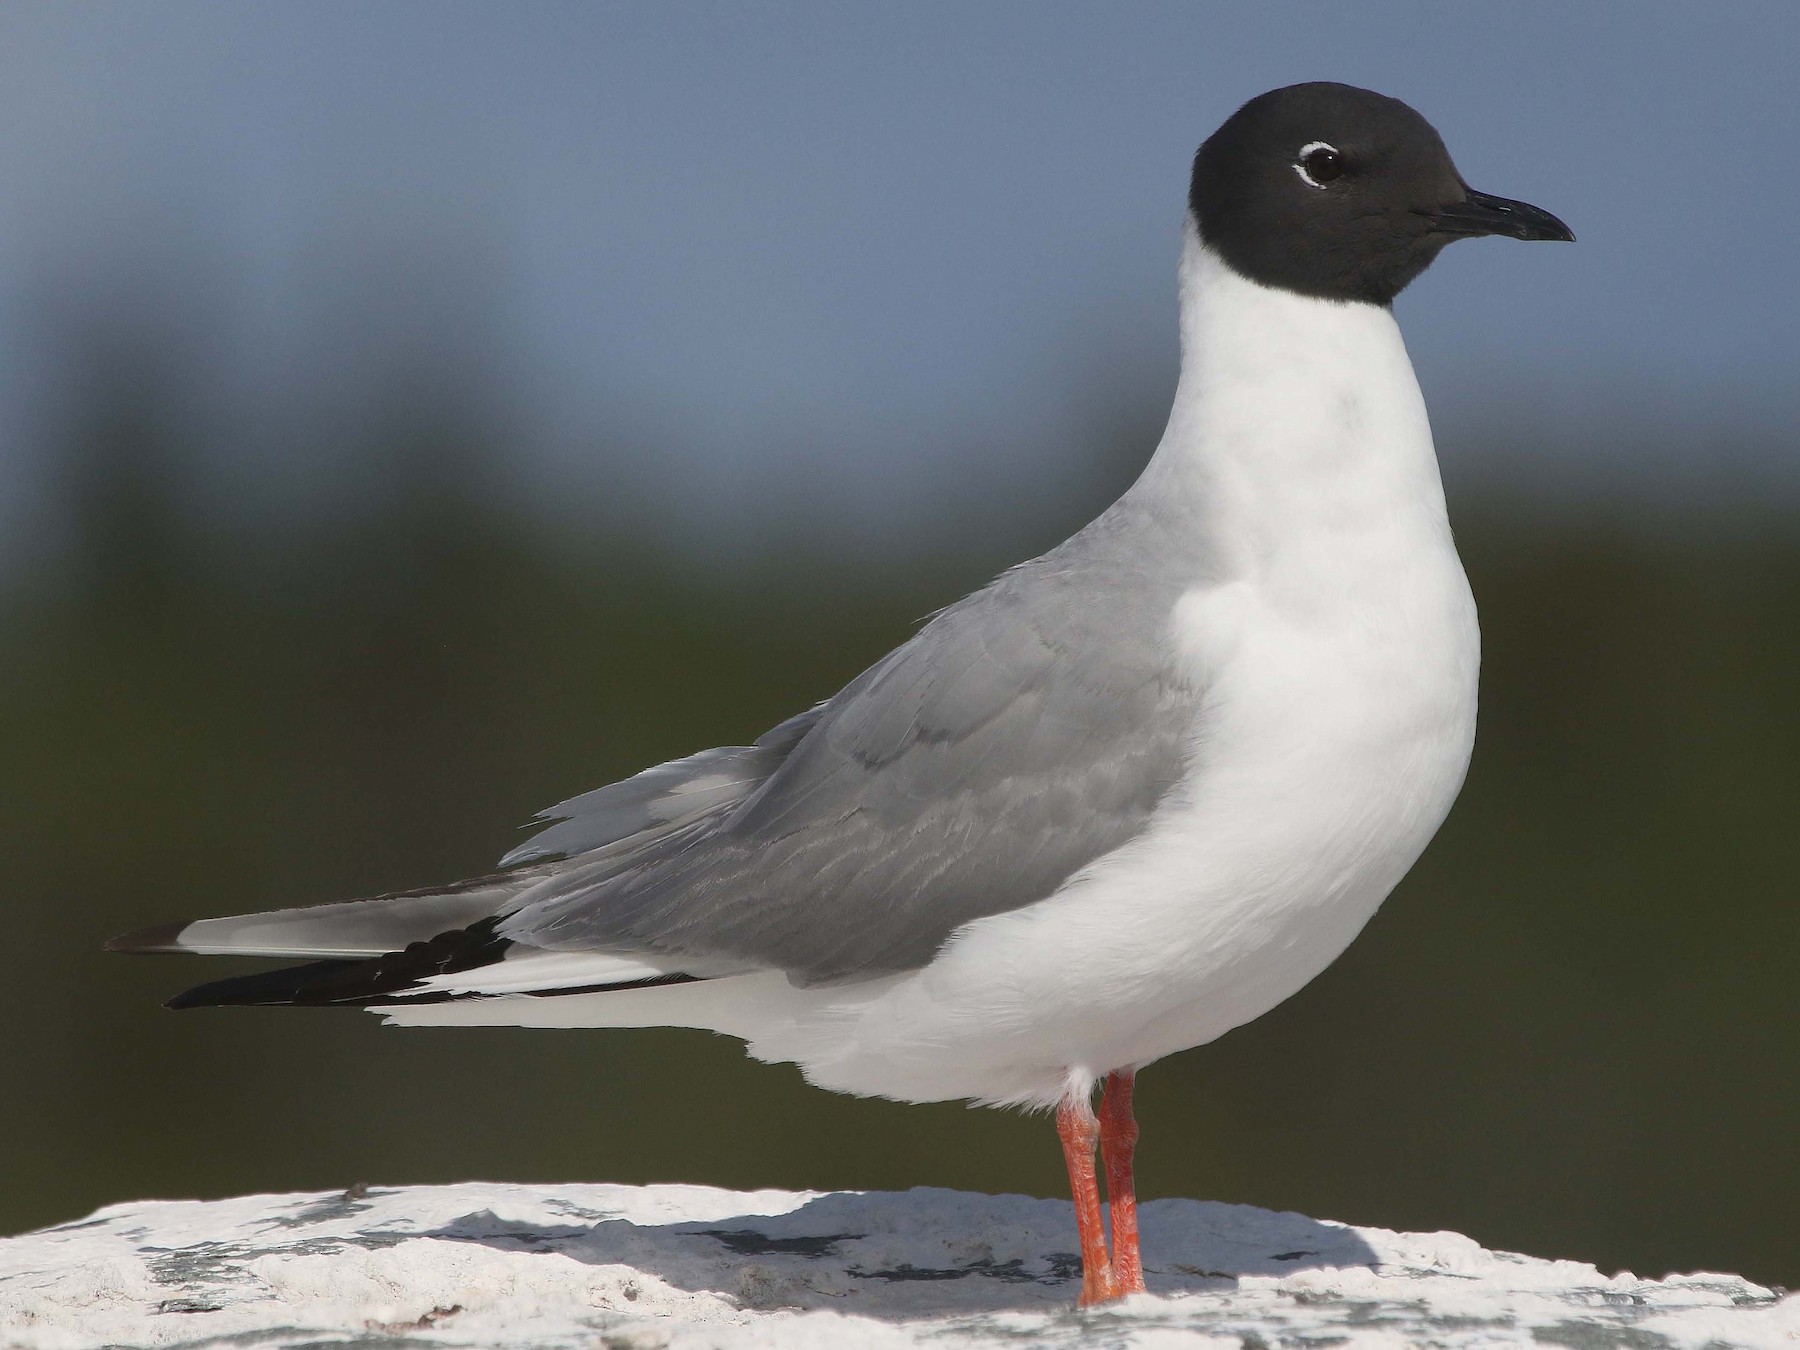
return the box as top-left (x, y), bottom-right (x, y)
top-left (117, 525), bottom-right (1203, 1004)
top-left (503, 544), bottom-right (1199, 984)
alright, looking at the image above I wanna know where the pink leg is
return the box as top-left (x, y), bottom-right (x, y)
top-left (1056, 1093), bottom-right (1122, 1306)
top-left (1099, 1069), bottom-right (1146, 1295)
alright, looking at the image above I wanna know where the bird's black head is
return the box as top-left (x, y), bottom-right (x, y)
top-left (1189, 82), bottom-right (1573, 306)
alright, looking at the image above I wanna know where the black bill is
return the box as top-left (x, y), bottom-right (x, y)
top-left (1430, 188), bottom-right (1575, 242)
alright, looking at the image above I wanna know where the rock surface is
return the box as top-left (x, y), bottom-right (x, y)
top-left (1, 1182), bottom-right (1792, 1348)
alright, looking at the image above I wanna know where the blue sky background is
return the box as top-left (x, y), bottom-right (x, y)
top-left (1, 2), bottom-right (1795, 565)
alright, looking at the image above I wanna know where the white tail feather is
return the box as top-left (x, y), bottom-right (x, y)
top-left (405, 950), bottom-right (684, 997)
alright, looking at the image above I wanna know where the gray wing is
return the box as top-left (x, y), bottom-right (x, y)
top-left (498, 707), bottom-right (823, 868)
top-left (501, 542), bottom-right (1201, 985)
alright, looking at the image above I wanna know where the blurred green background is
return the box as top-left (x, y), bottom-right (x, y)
top-left (1, 0), bottom-right (1796, 1296)
top-left (4, 327), bottom-right (1795, 1287)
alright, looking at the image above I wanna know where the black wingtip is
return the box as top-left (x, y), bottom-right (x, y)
top-left (161, 919), bottom-right (514, 1010)
top-left (105, 920), bottom-right (193, 954)
top-left (165, 959), bottom-right (364, 1010)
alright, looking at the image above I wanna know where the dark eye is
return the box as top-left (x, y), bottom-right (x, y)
top-left (1296, 142), bottom-right (1343, 187)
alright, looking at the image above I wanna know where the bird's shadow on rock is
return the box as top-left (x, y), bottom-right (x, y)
top-left (418, 1186), bottom-right (1381, 1321)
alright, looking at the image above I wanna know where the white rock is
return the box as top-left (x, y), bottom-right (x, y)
top-left (0, 1182), bottom-right (1791, 1348)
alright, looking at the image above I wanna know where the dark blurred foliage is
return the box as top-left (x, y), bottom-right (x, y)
top-left (2, 320), bottom-right (1796, 1294)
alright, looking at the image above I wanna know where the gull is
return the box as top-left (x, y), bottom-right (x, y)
top-left (110, 82), bottom-right (1573, 1306)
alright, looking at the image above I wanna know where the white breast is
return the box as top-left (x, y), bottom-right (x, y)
top-left (752, 237), bottom-right (1480, 1107)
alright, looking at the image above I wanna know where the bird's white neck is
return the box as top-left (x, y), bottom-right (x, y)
top-left (1131, 222), bottom-right (1450, 579)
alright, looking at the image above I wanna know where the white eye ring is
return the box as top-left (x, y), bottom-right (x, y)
top-left (1294, 141), bottom-right (1341, 189)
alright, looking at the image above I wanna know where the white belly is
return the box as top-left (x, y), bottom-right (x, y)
top-left (758, 532), bottom-right (1479, 1107)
